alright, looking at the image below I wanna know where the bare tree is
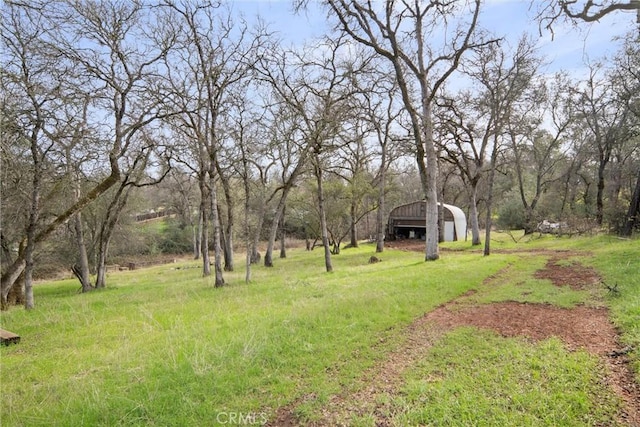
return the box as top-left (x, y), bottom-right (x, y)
top-left (0, 0), bottom-right (184, 306)
top-left (228, 95), bottom-right (265, 282)
top-left (0, 3), bottom-right (63, 308)
top-left (57, 95), bottom-right (96, 293)
top-left (435, 36), bottom-right (541, 247)
top-left (254, 45), bottom-right (318, 268)
top-left (161, 1), bottom-right (266, 285)
top-left (94, 134), bottom-right (171, 289)
top-left (572, 62), bottom-right (632, 226)
top-left (612, 30), bottom-right (640, 236)
top-left (354, 69), bottom-right (405, 253)
top-left (536, 0), bottom-right (640, 34)
top-left (331, 64), bottom-right (388, 251)
top-left (322, 0), bottom-right (488, 261)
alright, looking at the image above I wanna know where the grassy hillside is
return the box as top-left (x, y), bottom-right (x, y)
top-left (1, 234), bottom-right (638, 426)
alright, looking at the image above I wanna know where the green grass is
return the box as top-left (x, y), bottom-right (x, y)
top-left (1, 234), bottom-right (638, 426)
top-left (391, 328), bottom-right (620, 426)
top-left (1, 244), bottom-right (510, 426)
top-left (586, 237), bottom-right (640, 377)
top-left (455, 254), bottom-right (604, 308)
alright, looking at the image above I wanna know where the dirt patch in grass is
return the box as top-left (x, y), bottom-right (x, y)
top-left (534, 256), bottom-right (601, 290)
top-left (425, 301), bottom-right (639, 426)
top-left (268, 248), bottom-right (640, 426)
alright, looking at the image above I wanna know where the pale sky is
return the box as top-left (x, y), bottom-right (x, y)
top-left (232, 0), bottom-right (637, 79)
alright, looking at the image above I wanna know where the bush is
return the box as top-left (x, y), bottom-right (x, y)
top-left (157, 220), bottom-right (194, 254)
top-left (495, 199), bottom-right (526, 230)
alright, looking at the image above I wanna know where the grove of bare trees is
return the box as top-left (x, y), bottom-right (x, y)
top-left (2, 0), bottom-right (639, 309)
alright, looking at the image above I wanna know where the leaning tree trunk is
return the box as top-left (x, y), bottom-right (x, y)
top-left (264, 203), bottom-right (283, 267)
top-left (5, 271), bottom-right (25, 309)
top-left (94, 185), bottom-right (131, 289)
top-left (1, 259), bottom-right (25, 308)
top-left (264, 185), bottom-right (295, 267)
top-left (1, 165), bottom-right (121, 302)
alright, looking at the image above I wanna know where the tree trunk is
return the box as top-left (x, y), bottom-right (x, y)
top-left (349, 202), bottom-right (358, 247)
top-left (198, 175), bottom-right (211, 277)
top-left (243, 163), bottom-right (252, 283)
top-left (264, 202), bottom-right (285, 267)
top-left (5, 271), bottom-right (25, 308)
top-left (375, 205), bottom-right (385, 252)
top-left (315, 160), bottom-right (333, 272)
top-left (0, 168), bottom-right (120, 300)
top-left (223, 222), bottom-right (234, 271)
top-left (264, 184), bottom-right (295, 267)
top-left (596, 160), bottom-right (607, 226)
top-left (250, 208), bottom-right (265, 264)
top-left (201, 209), bottom-right (211, 277)
top-left (23, 240), bottom-right (35, 310)
top-left (419, 82), bottom-right (439, 261)
top-left (94, 244), bottom-right (109, 289)
top-left (94, 220), bottom-right (115, 289)
top-left (1, 233), bottom-right (12, 267)
top-left (279, 205), bottom-right (287, 259)
top-left (209, 166), bottom-right (225, 287)
top-left (94, 184), bottom-right (131, 289)
top-left (245, 229), bottom-right (252, 283)
top-left (469, 184), bottom-right (481, 245)
top-left (484, 138), bottom-right (499, 256)
top-left (621, 169), bottom-right (640, 237)
top-left (1, 260), bottom-right (25, 308)
top-left (24, 145), bottom-right (42, 309)
top-left (74, 211), bottom-right (93, 292)
top-left (375, 165), bottom-right (386, 253)
top-left (218, 177), bottom-right (234, 272)
top-left (194, 208), bottom-right (202, 260)
top-left (71, 172), bottom-right (92, 292)
top-left (437, 197), bottom-right (445, 243)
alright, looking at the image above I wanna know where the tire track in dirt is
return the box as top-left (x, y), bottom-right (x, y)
top-left (267, 252), bottom-right (639, 426)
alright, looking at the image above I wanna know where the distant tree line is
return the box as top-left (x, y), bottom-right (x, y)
top-left (1, 0), bottom-right (638, 309)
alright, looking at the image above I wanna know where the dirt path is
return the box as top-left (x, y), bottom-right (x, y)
top-left (268, 250), bottom-right (639, 426)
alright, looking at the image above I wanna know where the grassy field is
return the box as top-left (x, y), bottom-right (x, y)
top-left (1, 233), bottom-right (638, 426)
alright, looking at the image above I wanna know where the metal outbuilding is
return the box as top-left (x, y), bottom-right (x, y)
top-left (387, 201), bottom-right (467, 242)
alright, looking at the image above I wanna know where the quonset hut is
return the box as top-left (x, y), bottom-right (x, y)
top-left (387, 201), bottom-right (467, 242)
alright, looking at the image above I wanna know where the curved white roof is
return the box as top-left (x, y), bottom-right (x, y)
top-left (441, 203), bottom-right (467, 241)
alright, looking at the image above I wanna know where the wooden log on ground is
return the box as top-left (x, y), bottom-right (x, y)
top-left (0, 328), bottom-right (20, 346)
